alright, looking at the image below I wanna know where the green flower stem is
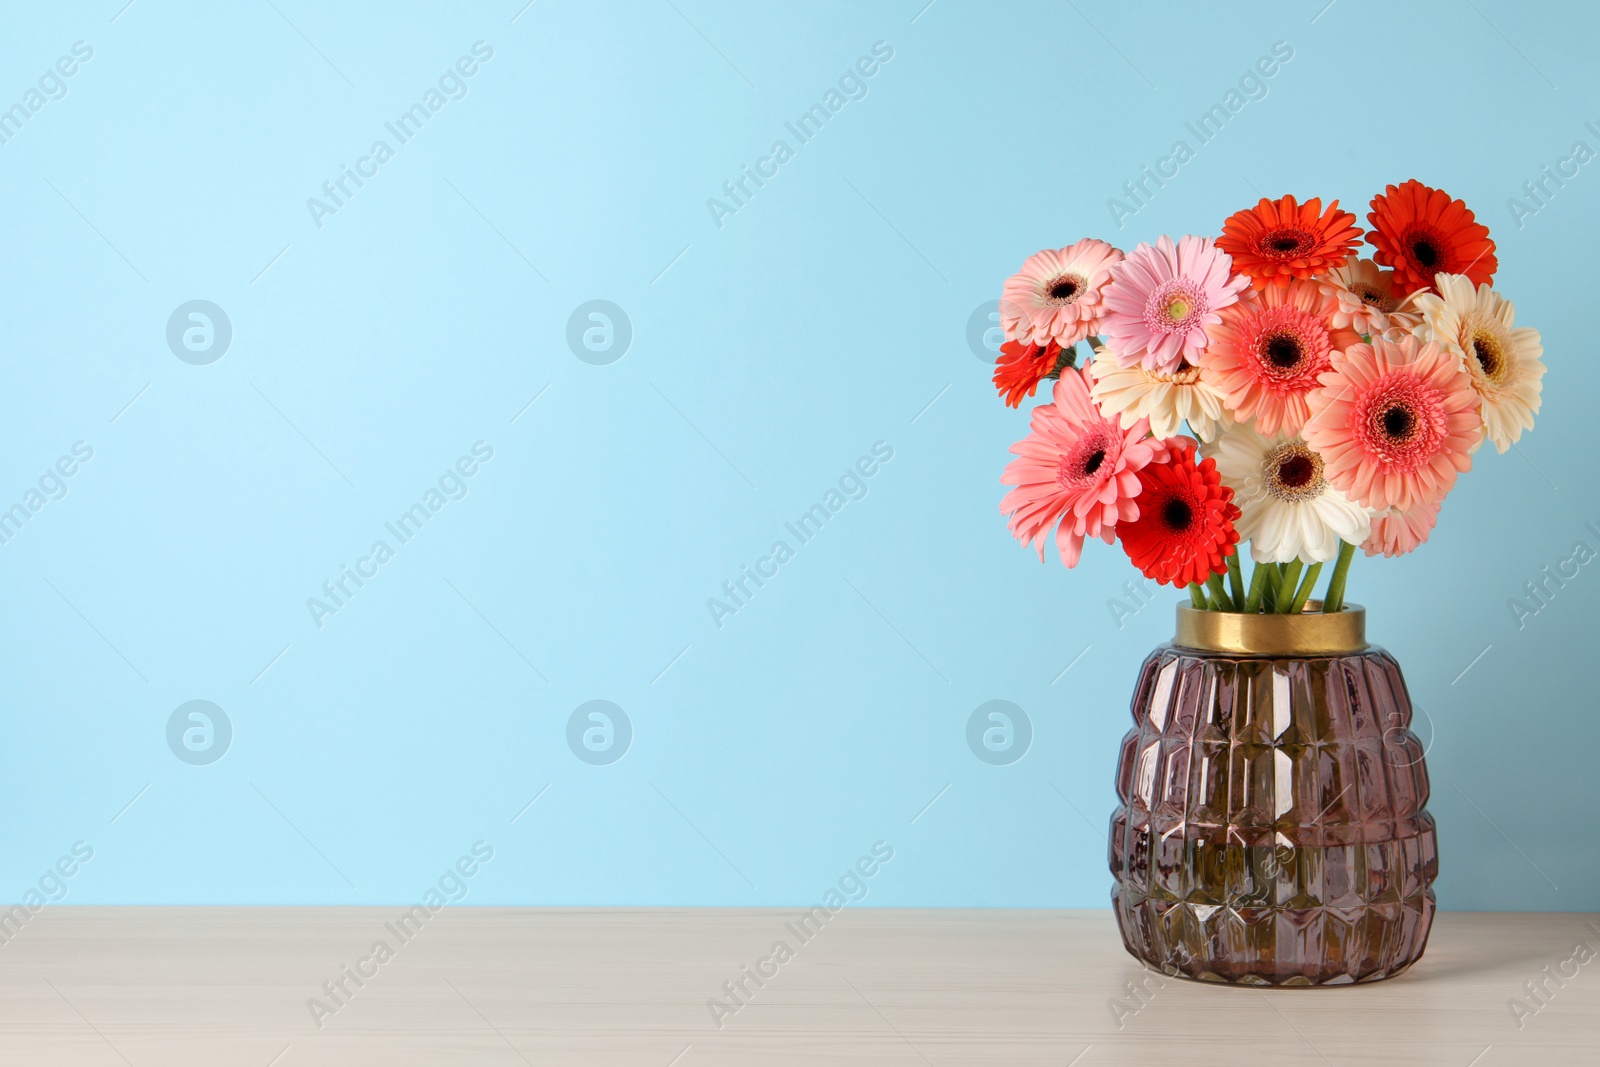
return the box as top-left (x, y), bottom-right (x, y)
top-left (1188, 582), bottom-right (1209, 609)
top-left (1205, 572), bottom-right (1234, 612)
top-left (1244, 561), bottom-right (1270, 614)
top-left (1260, 563), bottom-right (1278, 612)
top-left (1289, 561), bottom-right (1323, 615)
top-left (1276, 561), bottom-right (1304, 613)
top-left (1226, 550), bottom-right (1245, 611)
top-left (1321, 541), bottom-right (1357, 613)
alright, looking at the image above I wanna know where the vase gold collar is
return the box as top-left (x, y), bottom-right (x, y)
top-left (1174, 603), bottom-right (1367, 655)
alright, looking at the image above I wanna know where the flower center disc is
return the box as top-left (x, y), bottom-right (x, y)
top-left (1406, 229), bottom-right (1442, 270)
top-left (1382, 404), bottom-right (1416, 440)
top-left (1263, 441), bottom-right (1325, 502)
top-left (1261, 228), bottom-right (1311, 258)
top-left (1057, 438), bottom-right (1112, 489)
top-left (1264, 332), bottom-right (1303, 369)
top-left (1352, 283), bottom-right (1396, 313)
top-left (1161, 497), bottom-right (1193, 531)
top-left (1153, 360), bottom-right (1202, 385)
top-left (1354, 376), bottom-right (1445, 471)
top-left (1046, 274), bottom-right (1086, 304)
top-left (1470, 330), bottom-right (1507, 382)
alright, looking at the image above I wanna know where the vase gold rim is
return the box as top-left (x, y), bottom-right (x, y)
top-left (1174, 601), bottom-right (1368, 655)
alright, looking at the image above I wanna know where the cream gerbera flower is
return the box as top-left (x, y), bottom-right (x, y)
top-left (1412, 273), bottom-right (1544, 453)
top-left (1319, 256), bottom-right (1414, 337)
top-left (1203, 422), bottom-right (1372, 564)
top-left (1088, 354), bottom-right (1227, 441)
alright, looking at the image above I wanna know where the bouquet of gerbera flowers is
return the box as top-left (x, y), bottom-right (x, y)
top-left (994, 181), bottom-right (1545, 613)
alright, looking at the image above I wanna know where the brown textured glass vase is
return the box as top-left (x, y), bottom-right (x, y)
top-left (1108, 604), bottom-right (1437, 986)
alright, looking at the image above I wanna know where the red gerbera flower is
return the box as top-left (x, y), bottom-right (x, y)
top-left (1217, 195), bottom-right (1362, 290)
top-left (1117, 439), bottom-right (1240, 587)
top-left (1367, 180), bottom-right (1497, 297)
top-left (993, 339), bottom-right (1072, 408)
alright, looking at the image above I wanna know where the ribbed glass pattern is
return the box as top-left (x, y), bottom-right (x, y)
top-left (1109, 643), bottom-right (1437, 986)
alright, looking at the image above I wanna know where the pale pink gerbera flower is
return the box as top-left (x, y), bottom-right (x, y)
top-left (1000, 367), bottom-right (1158, 567)
top-left (1412, 272), bottom-right (1545, 453)
top-left (1303, 335), bottom-right (1480, 513)
top-left (1199, 278), bottom-right (1361, 437)
top-left (1000, 240), bottom-right (1124, 347)
top-left (1100, 235), bottom-right (1249, 375)
top-left (1319, 255), bottom-right (1422, 338)
top-left (1362, 499), bottom-right (1442, 557)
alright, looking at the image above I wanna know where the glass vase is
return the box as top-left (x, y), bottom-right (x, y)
top-left (1108, 603), bottom-right (1437, 986)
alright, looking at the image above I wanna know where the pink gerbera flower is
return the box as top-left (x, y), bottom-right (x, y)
top-left (1200, 278), bottom-right (1362, 436)
top-left (1100, 235), bottom-right (1249, 375)
top-left (1000, 239), bottom-right (1124, 347)
top-left (1000, 367), bottom-right (1158, 567)
top-left (1303, 335), bottom-right (1480, 513)
top-left (1362, 499), bottom-right (1442, 557)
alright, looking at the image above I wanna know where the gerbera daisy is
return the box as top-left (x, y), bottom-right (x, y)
top-left (1302, 335), bottom-right (1480, 513)
top-left (1217, 194), bottom-right (1362, 290)
top-left (1000, 240), bottom-right (1124, 347)
top-left (1362, 499), bottom-right (1441, 558)
top-left (993, 339), bottom-right (1074, 408)
top-left (1204, 423), bottom-right (1371, 564)
top-left (1116, 438), bottom-right (1240, 587)
top-left (1367, 180), bottom-right (1497, 296)
top-left (1000, 367), bottom-right (1158, 567)
top-left (1412, 273), bottom-right (1545, 453)
top-left (1088, 354), bottom-right (1228, 441)
top-left (1199, 278), bottom-right (1361, 436)
top-left (1319, 256), bottom-right (1421, 337)
top-left (1099, 234), bottom-right (1249, 375)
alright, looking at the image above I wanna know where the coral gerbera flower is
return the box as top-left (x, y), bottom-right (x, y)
top-left (993, 339), bottom-right (1074, 408)
top-left (1217, 194), bottom-right (1362, 290)
top-left (1203, 423), bottom-right (1371, 564)
top-left (1100, 235), bottom-right (1248, 375)
top-left (1319, 256), bottom-right (1422, 338)
top-left (1367, 180), bottom-right (1497, 296)
top-left (1362, 499), bottom-right (1441, 558)
top-left (1303, 335), bottom-right (1480, 513)
top-left (1199, 278), bottom-right (1361, 436)
top-left (1116, 438), bottom-right (1240, 587)
top-left (1000, 367), bottom-right (1158, 567)
top-left (1000, 240), bottom-right (1124, 347)
top-left (1412, 273), bottom-right (1545, 453)
top-left (1088, 354), bottom-right (1228, 441)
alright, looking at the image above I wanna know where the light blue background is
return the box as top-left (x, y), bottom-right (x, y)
top-left (1, 0), bottom-right (1594, 909)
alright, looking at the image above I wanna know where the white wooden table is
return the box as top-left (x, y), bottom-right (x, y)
top-left (0, 908), bottom-right (1593, 1065)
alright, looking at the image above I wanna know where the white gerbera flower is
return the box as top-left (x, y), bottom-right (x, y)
top-left (1412, 273), bottom-right (1544, 453)
top-left (1319, 255), bottom-right (1418, 337)
top-left (1088, 354), bottom-right (1227, 441)
top-left (1203, 422), bottom-right (1372, 563)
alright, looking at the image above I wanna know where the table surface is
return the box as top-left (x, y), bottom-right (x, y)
top-left (0, 907), bottom-right (1595, 1065)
